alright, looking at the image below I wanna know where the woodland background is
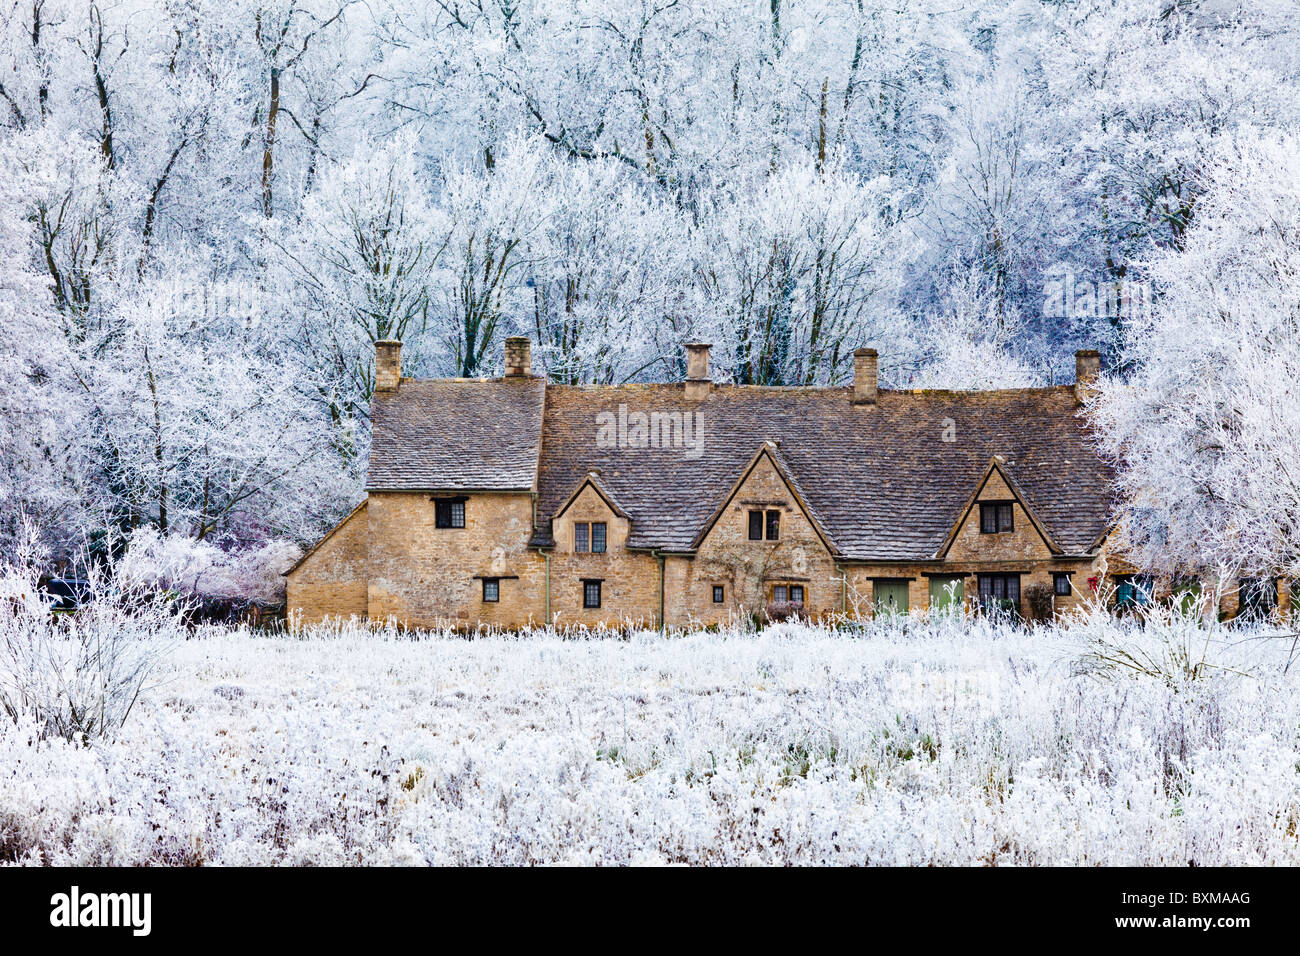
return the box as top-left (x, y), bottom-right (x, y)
top-left (2, 0), bottom-right (1298, 592)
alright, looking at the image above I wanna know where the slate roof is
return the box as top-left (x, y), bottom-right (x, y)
top-left (367, 378), bottom-right (546, 491)
top-left (368, 379), bottom-right (1115, 560)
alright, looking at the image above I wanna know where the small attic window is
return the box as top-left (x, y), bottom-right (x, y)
top-left (574, 522), bottom-right (606, 553)
top-left (748, 509), bottom-right (780, 541)
top-left (979, 502), bottom-right (1013, 534)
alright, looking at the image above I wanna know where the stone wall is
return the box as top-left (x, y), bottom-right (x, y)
top-left (285, 503), bottom-right (370, 625)
top-left (671, 452), bottom-right (841, 627)
top-left (549, 481), bottom-right (661, 628)
top-left (365, 491), bottom-right (547, 629)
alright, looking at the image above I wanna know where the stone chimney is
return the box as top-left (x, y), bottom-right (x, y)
top-left (505, 336), bottom-right (532, 377)
top-left (685, 342), bottom-right (711, 400)
top-left (1075, 349), bottom-right (1100, 404)
top-left (375, 340), bottom-right (402, 392)
top-left (852, 347), bottom-right (878, 405)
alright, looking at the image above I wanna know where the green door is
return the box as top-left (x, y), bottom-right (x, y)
top-left (874, 579), bottom-right (910, 615)
top-left (1173, 580), bottom-right (1202, 617)
top-left (929, 575), bottom-right (965, 612)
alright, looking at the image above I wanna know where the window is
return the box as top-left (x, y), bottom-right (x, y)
top-left (1114, 574), bottom-right (1153, 610)
top-left (482, 579), bottom-right (499, 603)
top-left (574, 522), bottom-right (607, 553)
top-left (771, 584), bottom-right (804, 604)
top-left (978, 573), bottom-right (1020, 607)
top-left (712, 585), bottom-right (725, 604)
top-left (434, 498), bottom-right (466, 528)
top-left (748, 509), bottom-right (781, 541)
top-left (979, 502), bottom-right (1014, 534)
top-left (583, 580), bottom-right (602, 609)
top-left (1239, 577), bottom-right (1277, 619)
top-left (1053, 573), bottom-right (1071, 596)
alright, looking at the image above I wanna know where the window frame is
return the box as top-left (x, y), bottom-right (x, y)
top-left (789, 584), bottom-right (804, 604)
top-left (482, 578), bottom-right (500, 603)
top-left (1053, 573), bottom-right (1071, 597)
top-left (773, 585), bottom-right (788, 603)
top-left (748, 509), bottom-right (782, 541)
top-left (582, 579), bottom-right (602, 609)
top-left (712, 585), bottom-right (725, 604)
top-left (591, 521), bottom-right (606, 554)
top-left (574, 522), bottom-right (589, 553)
top-left (978, 573), bottom-right (1021, 607)
top-left (434, 497), bottom-right (467, 529)
top-left (979, 501), bottom-right (1014, 534)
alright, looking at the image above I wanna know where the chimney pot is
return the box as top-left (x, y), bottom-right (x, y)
top-left (1075, 349), bottom-right (1101, 404)
top-left (853, 347), bottom-right (878, 405)
top-left (505, 336), bottom-right (532, 377)
top-left (375, 340), bottom-right (402, 392)
top-left (685, 342), bottom-right (712, 400)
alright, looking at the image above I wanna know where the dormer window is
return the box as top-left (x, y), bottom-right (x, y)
top-left (435, 497), bottom-right (466, 528)
top-left (979, 502), bottom-right (1014, 534)
top-left (574, 521), bottom-right (606, 553)
top-left (748, 509), bottom-right (780, 541)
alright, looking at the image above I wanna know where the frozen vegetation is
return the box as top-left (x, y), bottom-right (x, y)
top-left (3, 578), bottom-right (1298, 865)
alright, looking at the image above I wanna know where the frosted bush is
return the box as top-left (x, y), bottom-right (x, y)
top-left (2, 610), bottom-right (1297, 865)
top-left (0, 559), bottom-right (177, 744)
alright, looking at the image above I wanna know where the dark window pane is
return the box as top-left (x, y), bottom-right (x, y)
top-left (575, 523), bottom-right (589, 553)
top-left (435, 499), bottom-right (466, 528)
top-left (1006, 575), bottom-right (1020, 602)
top-left (980, 504), bottom-right (996, 533)
top-left (790, 585), bottom-right (804, 604)
top-left (591, 522), bottom-right (606, 553)
top-left (482, 579), bottom-right (499, 602)
top-left (583, 580), bottom-right (601, 608)
top-left (1054, 574), bottom-right (1071, 596)
top-left (774, 585), bottom-right (788, 603)
top-left (712, 585), bottom-right (724, 603)
top-left (766, 510), bottom-right (780, 540)
top-left (748, 511), bottom-right (763, 540)
top-left (998, 503), bottom-right (1013, 532)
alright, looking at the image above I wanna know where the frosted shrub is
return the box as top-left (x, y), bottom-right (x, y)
top-left (1065, 592), bottom-right (1251, 687)
top-left (0, 559), bottom-right (177, 743)
top-left (2, 610), bottom-right (1296, 865)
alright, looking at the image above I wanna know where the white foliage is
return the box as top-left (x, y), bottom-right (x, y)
top-left (1092, 130), bottom-right (1300, 578)
top-left (0, 608), bottom-right (1296, 864)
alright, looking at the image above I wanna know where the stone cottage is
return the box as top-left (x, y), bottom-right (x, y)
top-left (285, 337), bottom-right (1190, 629)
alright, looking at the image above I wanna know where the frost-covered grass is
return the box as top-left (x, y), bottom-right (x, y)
top-left (2, 612), bottom-right (1299, 866)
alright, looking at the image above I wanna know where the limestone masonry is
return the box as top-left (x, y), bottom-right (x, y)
top-left (286, 339), bottom-right (1290, 628)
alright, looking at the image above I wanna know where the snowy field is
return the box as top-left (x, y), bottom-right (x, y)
top-left (2, 613), bottom-right (1299, 866)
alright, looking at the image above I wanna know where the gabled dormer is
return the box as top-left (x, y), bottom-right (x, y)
top-left (936, 456), bottom-right (1060, 562)
top-left (550, 471), bottom-right (631, 555)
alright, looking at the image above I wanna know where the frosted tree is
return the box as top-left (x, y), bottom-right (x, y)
top-left (697, 160), bottom-right (910, 386)
top-left (909, 265), bottom-right (1039, 391)
top-left (525, 154), bottom-right (694, 384)
top-left (1091, 131), bottom-right (1300, 580)
top-left (0, 179), bottom-right (88, 554)
top-left (275, 131), bottom-right (448, 424)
